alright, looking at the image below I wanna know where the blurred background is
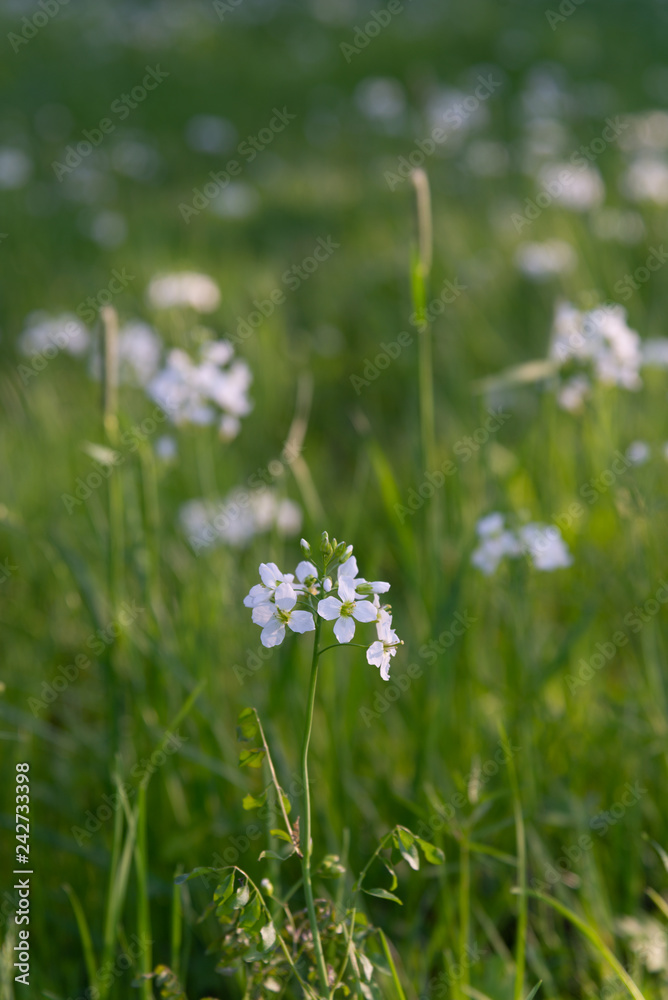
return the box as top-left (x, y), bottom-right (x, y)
top-left (3, 0), bottom-right (668, 996)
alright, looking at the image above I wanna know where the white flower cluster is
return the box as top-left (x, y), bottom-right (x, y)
top-left (549, 301), bottom-right (643, 411)
top-left (148, 339), bottom-right (252, 439)
top-left (180, 490), bottom-right (301, 551)
top-left (471, 512), bottom-right (573, 575)
top-left (146, 271), bottom-right (221, 313)
top-left (243, 536), bottom-right (401, 681)
top-left (88, 320), bottom-right (163, 387)
top-left (19, 312), bottom-right (90, 359)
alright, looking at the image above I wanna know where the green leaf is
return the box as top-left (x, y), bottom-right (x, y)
top-left (416, 837), bottom-right (445, 865)
top-left (237, 707), bottom-right (258, 742)
top-left (394, 828), bottom-right (419, 871)
top-left (238, 890), bottom-right (262, 930)
top-left (239, 748), bottom-right (266, 768)
top-left (213, 873), bottom-right (235, 904)
top-left (281, 791), bottom-right (292, 815)
top-left (242, 791), bottom-right (267, 811)
top-left (381, 860), bottom-right (398, 891)
top-left (258, 847), bottom-right (296, 862)
top-left (269, 828), bottom-right (293, 843)
top-left (363, 887), bottom-right (403, 905)
top-left (233, 881), bottom-right (250, 909)
top-left (174, 866), bottom-right (216, 885)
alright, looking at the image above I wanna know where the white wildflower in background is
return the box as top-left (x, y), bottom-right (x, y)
top-left (557, 374), bottom-right (591, 413)
top-left (147, 339), bottom-right (252, 436)
top-left (641, 337), bottom-right (668, 368)
top-left (0, 147), bottom-right (32, 189)
top-left (179, 490), bottom-right (301, 552)
top-left (89, 320), bottom-right (163, 387)
top-left (471, 512), bottom-right (572, 574)
top-left (155, 435), bottom-right (177, 462)
top-left (514, 239), bottom-right (576, 279)
top-left (616, 915), bottom-right (668, 975)
top-left (548, 301), bottom-right (642, 409)
top-left (539, 162), bottom-right (604, 211)
top-left (19, 312), bottom-right (89, 358)
top-left (623, 157), bottom-right (668, 205)
top-left (146, 271), bottom-right (221, 312)
top-left (244, 535), bottom-right (401, 679)
top-left (625, 441), bottom-right (650, 465)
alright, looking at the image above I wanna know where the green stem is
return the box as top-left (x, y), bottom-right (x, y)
top-left (300, 618), bottom-right (330, 998)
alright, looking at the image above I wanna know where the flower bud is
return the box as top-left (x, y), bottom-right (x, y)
top-left (320, 531), bottom-right (331, 555)
top-left (333, 540), bottom-right (347, 558)
top-left (323, 577), bottom-right (332, 592)
top-left (343, 545), bottom-right (353, 560)
top-left (300, 538), bottom-right (312, 556)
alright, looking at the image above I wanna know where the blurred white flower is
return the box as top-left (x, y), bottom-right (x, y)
top-left (539, 162), bottom-right (604, 210)
top-left (472, 513), bottom-right (572, 573)
top-left (549, 301), bottom-right (642, 393)
top-left (515, 239), bottom-right (576, 279)
top-left (641, 337), bottom-right (668, 367)
top-left (626, 440), bottom-right (650, 465)
top-left (185, 114), bottom-right (237, 155)
top-left (180, 489), bottom-right (301, 552)
top-left (616, 915), bottom-right (668, 974)
top-left (623, 157), bottom-right (668, 205)
top-left (89, 210), bottom-right (127, 249)
top-left (0, 148), bottom-right (31, 189)
top-left (147, 340), bottom-right (252, 430)
top-left (155, 435), bottom-right (177, 461)
top-left (19, 312), bottom-right (89, 358)
top-left (517, 523), bottom-right (573, 571)
top-left (115, 321), bottom-right (162, 386)
top-left (147, 272), bottom-right (221, 312)
top-left (557, 374), bottom-right (591, 413)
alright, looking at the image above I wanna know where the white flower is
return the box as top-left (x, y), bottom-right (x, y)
top-left (147, 272), bottom-right (221, 312)
top-left (317, 577), bottom-right (378, 643)
top-left (294, 561), bottom-right (319, 595)
top-left (366, 619), bottom-right (401, 681)
top-left (515, 239), bottom-right (576, 279)
top-left (539, 162), bottom-right (604, 211)
top-left (641, 337), bottom-right (668, 368)
top-left (243, 563), bottom-right (295, 608)
top-left (557, 374), bottom-right (591, 413)
top-left (518, 523), bottom-right (573, 571)
top-left (19, 312), bottom-right (89, 358)
top-left (626, 441), bottom-right (650, 465)
top-left (549, 301), bottom-right (642, 392)
top-left (623, 157), bottom-right (668, 205)
top-left (338, 554), bottom-right (390, 595)
top-left (155, 435), bottom-right (177, 461)
top-left (471, 513), bottom-right (522, 575)
top-left (251, 583), bottom-right (315, 648)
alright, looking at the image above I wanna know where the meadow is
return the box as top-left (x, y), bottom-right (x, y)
top-left (2, 0), bottom-right (668, 997)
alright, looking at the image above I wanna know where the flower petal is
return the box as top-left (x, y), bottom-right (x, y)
top-left (333, 616), bottom-right (356, 643)
top-left (259, 562), bottom-right (282, 587)
top-left (352, 600), bottom-right (377, 623)
top-left (295, 560), bottom-right (318, 582)
top-left (261, 619), bottom-right (285, 648)
top-left (366, 640), bottom-right (385, 668)
top-left (338, 555), bottom-right (358, 579)
top-left (379, 654), bottom-right (391, 681)
top-left (274, 581), bottom-right (296, 611)
top-left (317, 596), bottom-right (342, 620)
top-left (338, 576), bottom-right (356, 603)
top-left (369, 580), bottom-right (390, 594)
top-left (252, 603), bottom-right (275, 626)
top-left (243, 584), bottom-right (271, 608)
top-left (288, 611), bottom-right (316, 634)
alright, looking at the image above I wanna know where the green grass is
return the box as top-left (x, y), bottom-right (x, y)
top-left (2, 1), bottom-right (668, 997)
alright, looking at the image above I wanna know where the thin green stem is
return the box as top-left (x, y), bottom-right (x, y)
top-left (300, 618), bottom-right (330, 998)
